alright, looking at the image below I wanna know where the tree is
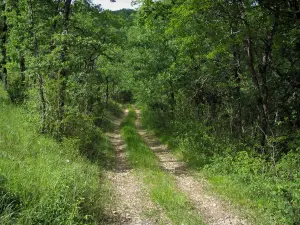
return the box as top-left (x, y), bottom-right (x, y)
top-left (0, 0), bottom-right (7, 90)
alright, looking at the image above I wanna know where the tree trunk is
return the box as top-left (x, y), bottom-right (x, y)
top-left (246, 36), bottom-right (269, 151)
top-left (57, 0), bottom-right (72, 138)
top-left (168, 79), bottom-right (176, 118)
top-left (28, 0), bottom-right (46, 133)
top-left (245, 15), bottom-right (278, 150)
top-left (105, 76), bottom-right (109, 108)
top-left (38, 74), bottom-right (46, 133)
top-left (1, 2), bottom-right (7, 90)
top-left (233, 49), bottom-right (243, 135)
top-left (20, 54), bottom-right (26, 86)
top-left (237, 1), bottom-right (278, 151)
top-left (230, 12), bottom-right (243, 135)
top-left (50, 0), bottom-right (61, 51)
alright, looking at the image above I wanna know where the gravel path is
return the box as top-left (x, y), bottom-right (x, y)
top-left (104, 109), bottom-right (170, 225)
top-left (135, 109), bottom-right (248, 225)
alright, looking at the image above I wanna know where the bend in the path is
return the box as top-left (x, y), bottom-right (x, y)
top-left (104, 109), bottom-right (169, 225)
top-left (135, 109), bottom-right (248, 225)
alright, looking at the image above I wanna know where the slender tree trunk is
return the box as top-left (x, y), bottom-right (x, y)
top-left (233, 50), bottom-right (243, 135)
top-left (230, 12), bottom-right (243, 135)
top-left (238, 1), bottom-right (278, 150)
top-left (28, 0), bottom-right (46, 133)
top-left (168, 78), bottom-right (176, 118)
top-left (20, 54), bottom-right (26, 86)
top-left (50, 0), bottom-right (61, 51)
top-left (247, 36), bottom-right (268, 151)
top-left (105, 76), bottom-right (109, 108)
top-left (38, 74), bottom-right (46, 133)
top-left (1, 2), bottom-right (7, 90)
top-left (57, 0), bottom-right (72, 138)
top-left (17, 0), bottom-right (26, 87)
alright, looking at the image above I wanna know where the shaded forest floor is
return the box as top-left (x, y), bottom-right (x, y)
top-left (102, 107), bottom-right (249, 225)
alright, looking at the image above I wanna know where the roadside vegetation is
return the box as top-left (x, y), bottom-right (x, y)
top-left (0, 1), bottom-right (128, 224)
top-left (0, 89), bottom-right (118, 224)
top-left (141, 109), bottom-right (300, 225)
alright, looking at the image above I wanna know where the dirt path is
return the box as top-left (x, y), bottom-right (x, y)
top-left (104, 109), bottom-right (170, 225)
top-left (134, 109), bottom-right (248, 225)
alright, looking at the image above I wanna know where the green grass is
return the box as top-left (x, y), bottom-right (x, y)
top-left (120, 108), bottom-right (204, 225)
top-left (201, 174), bottom-right (270, 224)
top-left (202, 166), bottom-right (300, 225)
top-left (0, 91), bottom-right (114, 224)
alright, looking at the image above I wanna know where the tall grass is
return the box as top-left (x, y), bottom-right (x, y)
top-left (120, 108), bottom-right (204, 225)
top-left (0, 91), bottom-right (112, 224)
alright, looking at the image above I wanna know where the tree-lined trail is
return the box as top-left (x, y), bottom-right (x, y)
top-left (104, 109), bottom-right (170, 225)
top-left (102, 108), bottom-right (249, 225)
top-left (1, 0), bottom-right (299, 224)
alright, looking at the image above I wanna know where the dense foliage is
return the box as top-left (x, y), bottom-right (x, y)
top-left (1, 0), bottom-right (300, 224)
top-left (121, 0), bottom-right (300, 224)
top-left (127, 0), bottom-right (300, 157)
top-left (0, 0), bottom-right (131, 138)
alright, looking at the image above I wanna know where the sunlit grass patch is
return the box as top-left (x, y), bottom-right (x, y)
top-left (0, 100), bottom-right (112, 224)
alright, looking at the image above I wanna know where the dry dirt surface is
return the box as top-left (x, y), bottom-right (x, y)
top-left (104, 109), bottom-right (170, 225)
top-left (135, 109), bottom-right (248, 225)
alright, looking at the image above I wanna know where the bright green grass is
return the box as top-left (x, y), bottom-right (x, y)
top-left (202, 171), bottom-right (300, 225)
top-left (120, 108), bottom-right (204, 225)
top-left (202, 174), bottom-right (270, 224)
top-left (150, 130), bottom-right (300, 225)
top-left (0, 92), bottom-right (114, 224)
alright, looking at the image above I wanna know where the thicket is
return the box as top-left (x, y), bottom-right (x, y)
top-left (122, 0), bottom-right (300, 224)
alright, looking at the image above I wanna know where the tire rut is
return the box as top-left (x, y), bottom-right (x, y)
top-left (135, 109), bottom-right (248, 225)
top-left (104, 109), bottom-right (170, 225)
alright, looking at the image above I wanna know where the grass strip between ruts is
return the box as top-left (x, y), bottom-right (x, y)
top-left (120, 107), bottom-right (204, 225)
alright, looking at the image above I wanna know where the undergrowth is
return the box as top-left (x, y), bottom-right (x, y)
top-left (0, 90), bottom-right (115, 224)
top-left (141, 107), bottom-right (300, 225)
top-left (120, 107), bottom-right (204, 225)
